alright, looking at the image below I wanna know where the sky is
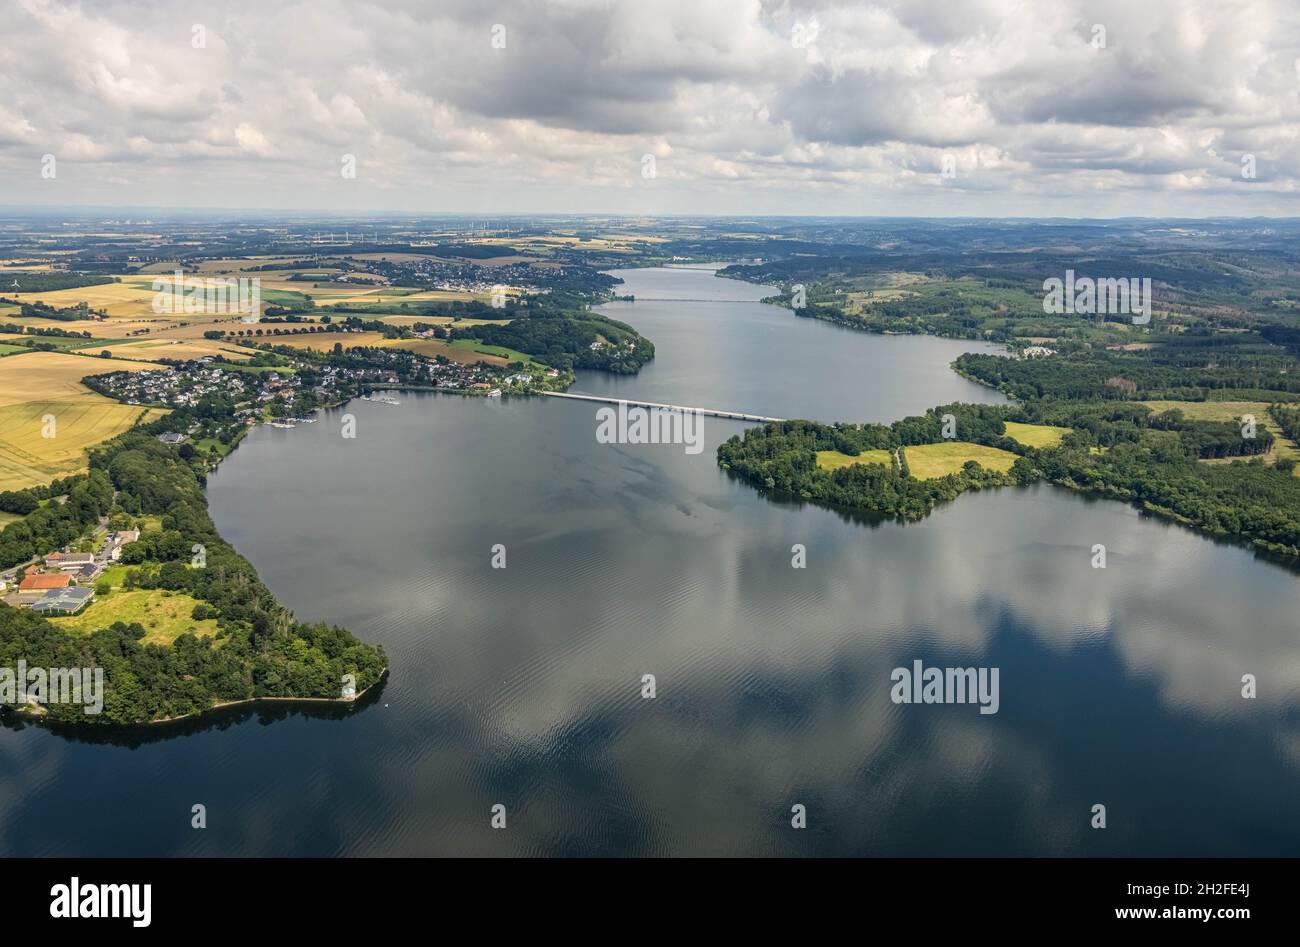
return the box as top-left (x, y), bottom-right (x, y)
top-left (2, 0), bottom-right (1299, 217)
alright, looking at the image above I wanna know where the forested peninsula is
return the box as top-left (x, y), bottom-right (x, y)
top-left (0, 418), bottom-right (387, 726)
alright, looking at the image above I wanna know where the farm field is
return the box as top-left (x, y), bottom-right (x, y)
top-left (1142, 400), bottom-right (1300, 472)
top-left (903, 442), bottom-right (1019, 479)
top-left (0, 350), bottom-right (156, 406)
top-left (267, 331), bottom-right (390, 352)
top-left (95, 339), bottom-right (252, 362)
top-left (0, 351), bottom-right (163, 489)
top-left (0, 399), bottom-right (159, 489)
top-left (0, 315), bottom-right (168, 337)
top-left (446, 338), bottom-right (539, 365)
top-left (8, 277), bottom-right (163, 319)
top-left (372, 336), bottom-right (510, 366)
top-left (139, 256), bottom-right (325, 274)
top-left (311, 288), bottom-right (489, 307)
top-left (816, 448), bottom-right (894, 470)
top-left (1002, 421), bottom-right (1071, 448)
top-left (49, 587), bottom-right (218, 646)
top-left (367, 314), bottom-right (513, 329)
top-left (1141, 400), bottom-right (1277, 423)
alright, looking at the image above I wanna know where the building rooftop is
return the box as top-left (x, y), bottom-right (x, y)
top-left (30, 587), bottom-right (95, 614)
top-left (19, 572), bottom-right (72, 591)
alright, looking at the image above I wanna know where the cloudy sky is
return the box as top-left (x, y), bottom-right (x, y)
top-left (2, 0), bottom-right (1299, 216)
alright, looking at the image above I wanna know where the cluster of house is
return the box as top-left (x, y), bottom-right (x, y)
top-left (7, 528), bottom-right (141, 616)
top-left (365, 257), bottom-right (556, 295)
top-left (92, 343), bottom-right (559, 438)
top-left (99, 364), bottom-right (284, 414)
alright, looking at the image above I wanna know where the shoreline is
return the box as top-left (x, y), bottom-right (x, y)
top-left (11, 667), bottom-right (389, 727)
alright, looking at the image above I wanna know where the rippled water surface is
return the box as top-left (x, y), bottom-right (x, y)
top-left (2, 266), bottom-right (1298, 856)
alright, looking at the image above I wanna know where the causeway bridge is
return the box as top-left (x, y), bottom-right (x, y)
top-left (539, 390), bottom-right (784, 424)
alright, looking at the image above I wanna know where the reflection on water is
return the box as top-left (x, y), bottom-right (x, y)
top-left (1, 267), bottom-right (1297, 856)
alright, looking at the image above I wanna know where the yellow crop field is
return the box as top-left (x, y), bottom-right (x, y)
top-left (268, 331), bottom-right (391, 351)
top-left (815, 449), bottom-right (894, 471)
top-left (95, 339), bottom-right (252, 362)
top-left (903, 442), bottom-right (1019, 479)
top-left (0, 350), bottom-right (156, 406)
top-left (369, 314), bottom-right (454, 327)
top-left (0, 316), bottom-right (171, 338)
top-left (9, 277), bottom-right (164, 319)
top-left (0, 399), bottom-right (159, 489)
top-left (311, 287), bottom-right (485, 307)
top-left (0, 351), bottom-right (163, 489)
top-left (1002, 421), bottom-right (1070, 448)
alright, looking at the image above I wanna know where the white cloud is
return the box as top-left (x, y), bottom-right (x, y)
top-left (0, 0), bottom-right (1297, 214)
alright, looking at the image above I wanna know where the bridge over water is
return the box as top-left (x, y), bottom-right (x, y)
top-left (538, 391), bottom-right (784, 424)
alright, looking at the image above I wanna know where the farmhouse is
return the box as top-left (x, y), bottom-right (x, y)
top-left (44, 551), bottom-right (95, 572)
top-left (106, 528), bottom-right (141, 561)
top-left (17, 572), bottom-right (71, 601)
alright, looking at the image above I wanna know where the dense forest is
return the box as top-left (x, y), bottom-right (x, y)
top-left (452, 307), bottom-right (655, 373)
top-left (720, 396), bottom-right (1300, 556)
top-left (0, 420), bottom-right (386, 726)
top-left (709, 223), bottom-right (1300, 558)
top-left (718, 406), bottom-right (1023, 520)
top-left (0, 273), bottom-right (117, 294)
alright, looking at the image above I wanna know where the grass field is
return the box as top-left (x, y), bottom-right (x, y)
top-left (903, 442), bottom-right (1019, 479)
top-left (49, 587), bottom-right (218, 646)
top-left (1141, 400), bottom-right (1275, 423)
top-left (446, 339), bottom-right (534, 364)
top-left (1142, 400), bottom-right (1300, 472)
top-left (816, 448), bottom-right (894, 470)
top-left (1003, 421), bottom-right (1070, 448)
top-left (373, 337), bottom-right (510, 366)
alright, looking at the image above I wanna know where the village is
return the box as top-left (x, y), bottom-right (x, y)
top-left (90, 344), bottom-right (524, 421)
top-left (0, 526), bottom-right (140, 616)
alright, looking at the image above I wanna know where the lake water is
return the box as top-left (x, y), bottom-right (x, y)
top-left (2, 266), bottom-right (1299, 857)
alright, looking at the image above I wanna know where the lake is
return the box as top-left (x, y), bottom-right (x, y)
top-left (2, 265), bottom-right (1298, 857)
